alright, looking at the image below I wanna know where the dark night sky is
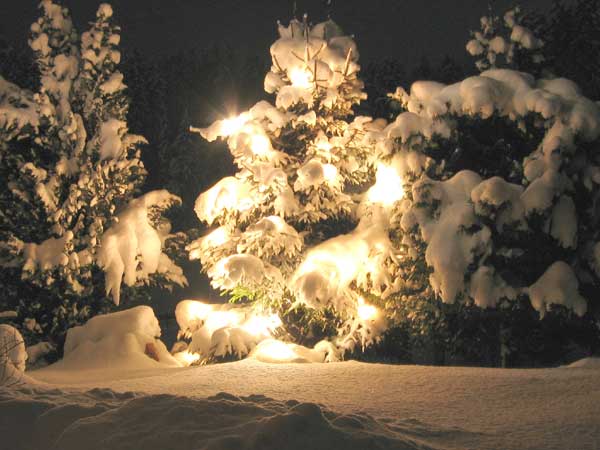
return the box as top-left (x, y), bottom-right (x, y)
top-left (2, 0), bottom-right (560, 67)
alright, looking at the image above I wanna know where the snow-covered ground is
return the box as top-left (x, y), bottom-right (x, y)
top-left (1, 358), bottom-right (598, 450)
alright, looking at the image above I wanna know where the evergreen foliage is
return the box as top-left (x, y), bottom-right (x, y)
top-left (377, 9), bottom-right (600, 366)
top-left (189, 17), bottom-right (385, 355)
top-left (0, 1), bottom-right (184, 356)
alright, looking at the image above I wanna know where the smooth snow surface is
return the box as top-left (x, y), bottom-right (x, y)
top-left (0, 360), bottom-right (595, 450)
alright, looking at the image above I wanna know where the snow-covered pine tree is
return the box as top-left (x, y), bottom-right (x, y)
top-left (0, 1), bottom-right (185, 355)
top-left (187, 17), bottom-right (393, 360)
top-left (375, 10), bottom-right (600, 366)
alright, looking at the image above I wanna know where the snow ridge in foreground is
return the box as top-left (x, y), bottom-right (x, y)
top-left (0, 386), bottom-right (465, 450)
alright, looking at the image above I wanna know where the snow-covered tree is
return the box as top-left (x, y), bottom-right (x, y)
top-left (379, 13), bottom-right (600, 365)
top-left (0, 1), bottom-right (185, 354)
top-left (187, 17), bottom-right (392, 361)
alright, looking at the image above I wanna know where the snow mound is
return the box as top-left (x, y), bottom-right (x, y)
top-left (0, 324), bottom-right (27, 385)
top-left (565, 357), bottom-right (600, 369)
top-left (0, 386), bottom-right (450, 450)
top-left (54, 306), bottom-right (181, 370)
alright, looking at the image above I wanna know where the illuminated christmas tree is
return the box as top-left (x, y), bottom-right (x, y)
top-left (186, 17), bottom-right (395, 361)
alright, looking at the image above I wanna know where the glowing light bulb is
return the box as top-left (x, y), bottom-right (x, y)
top-left (367, 163), bottom-right (404, 206)
top-left (289, 68), bottom-right (312, 89)
top-left (357, 296), bottom-right (377, 321)
top-left (250, 134), bottom-right (271, 155)
top-left (221, 114), bottom-right (248, 136)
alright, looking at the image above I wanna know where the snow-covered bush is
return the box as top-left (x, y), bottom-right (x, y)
top-left (0, 2), bottom-right (185, 354)
top-left (174, 299), bottom-right (280, 362)
top-left (188, 17), bottom-right (388, 360)
top-left (173, 299), bottom-right (342, 364)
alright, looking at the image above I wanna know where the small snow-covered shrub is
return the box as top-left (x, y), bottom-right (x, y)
top-left (0, 1), bottom-right (185, 354)
top-left (249, 338), bottom-right (340, 363)
top-left (174, 299), bottom-right (280, 363)
top-left (173, 300), bottom-right (342, 365)
top-left (173, 299), bottom-right (342, 363)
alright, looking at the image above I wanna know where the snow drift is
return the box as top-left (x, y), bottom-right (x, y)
top-left (1, 388), bottom-right (438, 450)
top-left (8, 357), bottom-right (600, 450)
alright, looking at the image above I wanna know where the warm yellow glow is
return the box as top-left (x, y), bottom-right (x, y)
top-left (205, 310), bottom-right (242, 334)
top-left (187, 301), bottom-right (213, 321)
top-left (250, 134), bottom-right (271, 155)
top-left (242, 313), bottom-right (282, 338)
top-left (254, 339), bottom-right (298, 362)
top-left (266, 216), bottom-right (286, 233)
top-left (322, 164), bottom-right (338, 184)
top-left (289, 67), bottom-right (312, 89)
top-left (195, 176), bottom-right (254, 225)
top-left (184, 305), bottom-right (283, 339)
top-left (357, 296), bottom-right (377, 321)
top-left (175, 350), bottom-right (201, 366)
top-left (220, 114), bottom-right (248, 136)
top-left (367, 163), bottom-right (404, 206)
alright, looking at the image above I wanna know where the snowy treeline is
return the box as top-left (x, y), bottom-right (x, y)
top-left (0, 0), bottom-right (599, 367)
top-left (188, 10), bottom-right (600, 365)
